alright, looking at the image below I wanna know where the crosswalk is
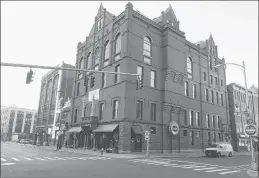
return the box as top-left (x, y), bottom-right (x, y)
top-left (1, 155), bottom-right (113, 163)
top-left (129, 158), bottom-right (243, 176)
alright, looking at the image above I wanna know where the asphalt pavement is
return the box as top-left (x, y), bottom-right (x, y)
top-left (1, 142), bottom-right (254, 178)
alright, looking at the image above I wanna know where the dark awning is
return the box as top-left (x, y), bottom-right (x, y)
top-left (131, 126), bottom-right (143, 134)
top-left (67, 127), bottom-right (82, 133)
top-left (92, 124), bottom-right (118, 133)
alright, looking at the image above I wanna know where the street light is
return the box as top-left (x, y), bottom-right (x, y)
top-left (215, 60), bottom-right (256, 167)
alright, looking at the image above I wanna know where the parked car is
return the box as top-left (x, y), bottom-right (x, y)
top-left (21, 139), bottom-right (30, 144)
top-left (204, 142), bottom-right (233, 157)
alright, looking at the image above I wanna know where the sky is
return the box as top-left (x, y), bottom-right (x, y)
top-left (1, 1), bottom-right (258, 110)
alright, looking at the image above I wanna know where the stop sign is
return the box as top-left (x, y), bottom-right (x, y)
top-left (245, 124), bottom-right (257, 136)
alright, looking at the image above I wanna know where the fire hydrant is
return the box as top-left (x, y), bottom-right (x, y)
top-left (101, 148), bottom-right (104, 155)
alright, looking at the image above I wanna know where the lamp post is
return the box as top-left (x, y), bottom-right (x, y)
top-left (215, 60), bottom-right (257, 170)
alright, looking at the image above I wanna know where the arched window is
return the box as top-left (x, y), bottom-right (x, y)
top-left (94, 47), bottom-right (100, 66)
top-left (114, 33), bottom-right (121, 61)
top-left (86, 52), bottom-right (92, 69)
top-left (187, 56), bottom-right (193, 79)
top-left (143, 36), bottom-right (151, 57)
top-left (104, 40), bottom-right (110, 60)
top-left (79, 57), bottom-right (84, 69)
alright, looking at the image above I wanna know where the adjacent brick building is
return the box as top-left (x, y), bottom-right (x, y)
top-left (228, 83), bottom-right (258, 151)
top-left (69, 3), bottom-right (231, 153)
top-left (36, 61), bottom-right (74, 145)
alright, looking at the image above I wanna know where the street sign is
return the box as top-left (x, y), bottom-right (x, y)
top-left (169, 121), bottom-right (179, 135)
top-left (245, 124), bottom-right (257, 137)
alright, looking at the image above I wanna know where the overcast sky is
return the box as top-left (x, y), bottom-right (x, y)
top-left (1, 1), bottom-right (258, 110)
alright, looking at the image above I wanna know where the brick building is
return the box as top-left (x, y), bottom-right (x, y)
top-left (36, 61), bottom-right (74, 145)
top-left (1, 106), bottom-right (37, 141)
top-left (69, 3), bottom-right (231, 153)
top-left (227, 83), bottom-right (258, 152)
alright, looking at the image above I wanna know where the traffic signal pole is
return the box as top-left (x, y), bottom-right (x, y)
top-left (1, 62), bottom-right (140, 77)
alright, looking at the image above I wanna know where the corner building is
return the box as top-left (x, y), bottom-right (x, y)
top-left (71, 3), bottom-right (231, 153)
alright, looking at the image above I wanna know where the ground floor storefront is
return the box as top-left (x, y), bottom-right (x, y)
top-left (66, 121), bottom-right (232, 153)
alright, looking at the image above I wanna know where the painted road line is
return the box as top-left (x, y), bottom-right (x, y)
top-left (44, 157), bottom-right (56, 160)
top-left (23, 157), bottom-right (33, 161)
top-left (1, 158), bottom-right (7, 162)
top-left (12, 157), bottom-right (20, 161)
top-left (182, 166), bottom-right (207, 169)
top-left (206, 169), bottom-right (229, 172)
top-left (1, 163), bottom-right (16, 166)
top-left (171, 164), bottom-right (193, 167)
top-left (35, 158), bottom-right (45, 160)
top-left (218, 170), bottom-right (241, 175)
top-left (193, 167), bottom-right (218, 171)
top-left (53, 157), bottom-right (67, 160)
top-left (163, 164), bottom-right (179, 166)
top-left (64, 157), bottom-right (77, 160)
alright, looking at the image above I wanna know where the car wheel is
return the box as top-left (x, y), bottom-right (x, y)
top-left (205, 152), bottom-right (209, 157)
top-left (228, 152), bottom-right (232, 157)
top-left (217, 152), bottom-right (221, 158)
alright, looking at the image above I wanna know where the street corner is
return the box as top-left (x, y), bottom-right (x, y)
top-left (246, 169), bottom-right (259, 177)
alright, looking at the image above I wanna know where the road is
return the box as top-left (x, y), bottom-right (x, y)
top-left (1, 142), bottom-right (253, 178)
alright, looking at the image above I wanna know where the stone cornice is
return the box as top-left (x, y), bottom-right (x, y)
top-left (114, 11), bottom-right (125, 23)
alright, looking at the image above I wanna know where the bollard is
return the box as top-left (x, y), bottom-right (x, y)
top-left (101, 148), bottom-right (104, 155)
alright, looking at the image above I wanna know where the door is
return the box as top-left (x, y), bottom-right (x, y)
top-left (134, 134), bottom-right (142, 152)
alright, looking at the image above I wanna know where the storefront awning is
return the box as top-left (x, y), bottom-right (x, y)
top-left (67, 127), bottom-right (82, 133)
top-left (131, 126), bottom-right (143, 134)
top-left (92, 124), bottom-right (118, 133)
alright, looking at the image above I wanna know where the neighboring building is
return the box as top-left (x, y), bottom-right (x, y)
top-left (228, 83), bottom-right (258, 152)
top-left (36, 61), bottom-right (74, 145)
top-left (69, 3), bottom-right (231, 153)
top-left (1, 106), bottom-right (37, 141)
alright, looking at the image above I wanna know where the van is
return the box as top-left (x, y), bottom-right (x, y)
top-left (204, 142), bottom-right (233, 157)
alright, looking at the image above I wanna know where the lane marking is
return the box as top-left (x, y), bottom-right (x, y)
top-left (1, 158), bottom-right (7, 161)
top-left (206, 169), bottom-right (229, 172)
top-left (12, 157), bottom-right (20, 161)
top-left (218, 170), bottom-right (241, 174)
top-left (53, 157), bottom-right (67, 160)
top-left (1, 163), bottom-right (16, 166)
top-left (23, 157), bottom-right (33, 160)
top-left (64, 157), bottom-right (77, 160)
top-left (45, 157), bottom-right (56, 160)
top-left (35, 158), bottom-right (45, 160)
top-left (194, 167), bottom-right (218, 170)
top-left (171, 164), bottom-right (194, 167)
top-left (182, 166), bottom-right (207, 169)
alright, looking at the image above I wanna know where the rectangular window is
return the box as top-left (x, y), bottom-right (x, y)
top-left (184, 110), bottom-right (188, 125)
top-left (221, 79), bottom-right (223, 86)
top-left (215, 77), bottom-right (218, 86)
top-left (189, 111), bottom-right (194, 126)
top-left (185, 81), bottom-right (189, 96)
top-left (115, 65), bottom-right (120, 84)
top-left (216, 92), bottom-right (219, 105)
top-left (210, 75), bottom-right (213, 84)
top-left (136, 100), bottom-right (143, 120)
top-left (217, 116), bottom-right (221, 129)
top-left (213, 133), bottom-right (216, 142)
top-left (150, 70), bottom-right (156, 88)
top-left (212, 115), bottom-right (216, 128)
top-left (99, 103), bottom-right (104, 120)
top-left (150, 103), bottom-right (156, 121)
top-left (221, 93), bottom-right (224, 106)
top-left (113, 100), bottom-right (119, 119)
top-left (211, 90), bottom-right (214, 103)
top-left (102, 73), bottom-right (107, 88)
top-left (77, 82), bottom-right (80, 96)
top-left (196, 112), bottom-right (200, 126)
top-left (205, 88), bottom-right (209, 102)
top-left (208, 132), bottom-right (211, 143)
top-left (150, 127), bottom-right (156, 134)
top-left (203, 72), bottom-right (206, 81)
top-left (209, 56), bottom-right (213, 70)
top-left (196, 131), bottom-right (200, 138)
top-left (183, 130), bottom-right (187, 136)
top-left (206, 114), bottom-right (210, 128)
top-left (193, 84), bottom-right (196, 99)
top-left (83, 106), bottom-right (87, 117)
top-left (74, 109), bottom-right (78, 123)
top-left (218, 133), bottom-right (221, 141)
top-left (190, 131), bottom-right (194, 145)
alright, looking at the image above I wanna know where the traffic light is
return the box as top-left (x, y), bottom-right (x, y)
top-left (84, 75), bottom-right (88, 86)
top-left (90, 76), bottom-right (95, 88)
top-left (26, 69), bottom-right (34, 84)
top-left (136, 76), bottom-right (143, 90)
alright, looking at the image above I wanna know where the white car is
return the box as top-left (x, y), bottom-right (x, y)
top-left (204, 142), bottom-right (233, 157)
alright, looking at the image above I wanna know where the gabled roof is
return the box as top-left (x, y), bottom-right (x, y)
top-left (153, 4), bottom-right (178, 25)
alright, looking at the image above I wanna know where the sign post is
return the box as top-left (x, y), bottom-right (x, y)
top-left (245, 124), bottom-right (258, 170)
top-left (169, 121), bottom-right (179, 136)
top-left (144, 131), bottom-right (150, 157)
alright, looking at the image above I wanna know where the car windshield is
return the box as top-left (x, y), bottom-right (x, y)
top-left (209, 144), bottom-right (218, 148)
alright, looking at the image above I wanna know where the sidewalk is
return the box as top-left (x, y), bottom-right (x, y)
top-left (30, 144), bottom-right (206, 159)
